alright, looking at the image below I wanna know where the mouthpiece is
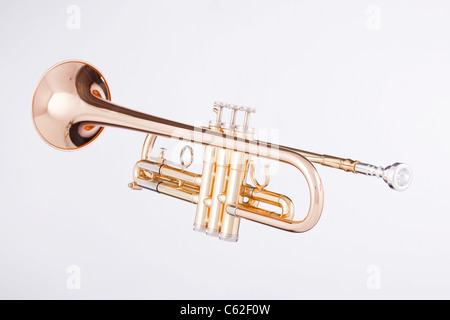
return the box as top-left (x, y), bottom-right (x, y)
top-left (355, 162), bottom-right (412, 191)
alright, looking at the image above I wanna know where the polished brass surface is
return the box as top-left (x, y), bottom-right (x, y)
top-left (32, 60), bottom-right (111, 150)
top-left (206, 146), bottom-right (230, 236)
top-left (243, 186), bottom-right (294, 220)
top-left (218, 130), bottom-right (248, 241)
top-left (193, 145), bottom-right (216, 232)
top-left (32, 60), bottom-right (410, 242)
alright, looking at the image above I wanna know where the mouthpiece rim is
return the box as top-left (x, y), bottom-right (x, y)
top-left (384, 162), bottom-right (412, 192)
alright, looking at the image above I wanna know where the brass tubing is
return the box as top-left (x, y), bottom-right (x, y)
top-left (227, 147), bottom-right (323, 233)
top-left (218, 131), bottom-right (248, 241)
top-left (206, 147), bottom-right (230, 236)
top-left (243, 186), bottom-right (294, 220)
top-left (157, 181), bottom-right (199, 204)
top-left (281, 147), bottom-right (359, 173)
top-left (160, 164), bottom-right (202, 187)
top-left (218, 154), bottom-right (245, 240)
top-left (134, 159), bottom-right (202, 189)
top-left (193, 145), bottom-right (216, 232)
top-left (135, 172), bottom-right (199, 204)
top-left (227, 203), bottom-right (306, 233)
top-left (136, 157), bottom-right (295, 226)
top-left (141, 134), bottom-right (157, 160)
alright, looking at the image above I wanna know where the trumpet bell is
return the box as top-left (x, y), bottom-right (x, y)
top-left (32, 60), bottom-right (111, 150)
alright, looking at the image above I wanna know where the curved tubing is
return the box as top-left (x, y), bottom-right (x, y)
top-left (228, 146), bottom-right (324, 232)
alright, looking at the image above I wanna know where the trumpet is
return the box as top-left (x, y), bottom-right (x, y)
top-left (32, 60), bottom-right (412, 242)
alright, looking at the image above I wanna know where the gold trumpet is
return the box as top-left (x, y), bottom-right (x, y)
top-left (32, 60), bottom-right (411, 242)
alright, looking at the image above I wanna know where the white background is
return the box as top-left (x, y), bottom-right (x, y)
top-left (1, 0), bottom-right (449, 299)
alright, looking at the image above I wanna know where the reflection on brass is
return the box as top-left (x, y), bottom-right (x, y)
top-left (32, 60), bottom-right (412, 243)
